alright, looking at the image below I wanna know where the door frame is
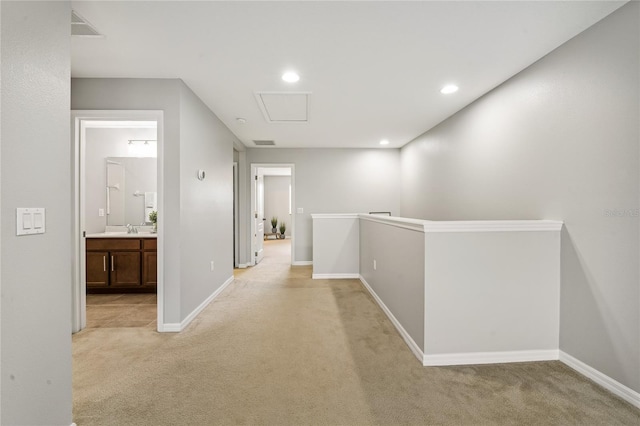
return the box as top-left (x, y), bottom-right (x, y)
top-left (233, 162), bottom-right (239, 268)
top-left (71, 110), bottom-right (164, 333)
top-left (250, 163), bottom-right (295, 266)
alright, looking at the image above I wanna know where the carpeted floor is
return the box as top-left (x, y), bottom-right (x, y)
top-left (73, 239), bottom-right (640, 425)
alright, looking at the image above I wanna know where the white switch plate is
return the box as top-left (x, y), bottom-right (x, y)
top-left (16, 208), bottom-right (45, 236)
top-left (297, 207), bottom-right (304, 214)
top-left (210, 261), bottom-right (215, 271)
top-left (98, 208), bottom-right (105, 217)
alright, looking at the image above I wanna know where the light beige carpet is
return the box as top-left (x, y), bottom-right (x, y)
top-left (73, 239), bottom-right (639, 425)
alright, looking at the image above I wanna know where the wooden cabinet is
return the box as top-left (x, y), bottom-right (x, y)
top-left (110, 252), bottom-right (141, 287)
top-left (86, 238), bottom-right (156, 293)
top-left (143, 252), bottom-right (157, 286)
top-left (86, 251), bottom-right (109, 287)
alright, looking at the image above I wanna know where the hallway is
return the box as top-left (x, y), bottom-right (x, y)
top-left (72, 244), bottom-right (639, 425)
top-left (257, 237), bottom-right (291, 265)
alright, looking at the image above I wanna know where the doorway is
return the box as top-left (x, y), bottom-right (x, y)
top-left (71, 110), bottom-right (164, 333)
top-left (250, 164), bottom-right (295, 266)
top-left (233, 161), bottom-right (239, 268)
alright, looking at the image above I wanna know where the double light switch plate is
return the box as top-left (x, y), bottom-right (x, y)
top-left (16, 208), bottom-right (46, 236)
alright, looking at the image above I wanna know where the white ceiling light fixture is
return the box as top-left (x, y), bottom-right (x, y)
top-left (127, 139), bottom-right (157, 157)
top-left (236, 117), bottom-right (247, 124)
top-left (282, 71), bottom-right (300, 83)
top-left (380, 139), bottom-right (390, 145)
top-left (440, 84), bottom-right (459, 94)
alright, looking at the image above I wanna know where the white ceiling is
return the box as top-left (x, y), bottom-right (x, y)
top-left (70, 1), bottom-right (626, 149)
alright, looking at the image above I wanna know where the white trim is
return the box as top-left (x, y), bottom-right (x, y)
top-left (423, 350), bottom-right (559, 366)
top-left (358, 214), bottom-right (563, 234)
top-left (359, 275), bottom-right (425, 363)
top-left (233, 162), bottom-right (239, 268)
top-left (80, 120), bottom-right (156, 129)
top-left (358, 214), bottom-right (427, 233)
top-left (310, 213), bottom-right (360, 219)
top-left (237, 263), bottom-right (250, 269)
top-left (70, 110), bottom-right (164, 334)
top-left (159, 276), bottom-right (234, 333)
top-left (250, 163), bottom-right (296, 267)
top-left (312, 273), bottom-right (360, 279)
top-left (560, 351), bottom-right (640, 409)
top-left (158, 322), bottom-right (181, 333)
top-left (423, 220), bottom-right (564, 233)
top-left (292, 260), bottom-right (313, 266)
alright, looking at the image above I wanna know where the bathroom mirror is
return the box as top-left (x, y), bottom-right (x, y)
top-left (106, 157), bottom-right (157, 226)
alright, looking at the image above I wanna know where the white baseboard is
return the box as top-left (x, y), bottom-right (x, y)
top-left (423, 350), bottom-right (559, 366)
top-left (560, 351), bottom-right (640, 409)
top-left (158, 322), bottom-right (181, 332)
top-left (359, 275), bottom-right (425, 363)
top-left (312, 273), bottom-right (360, 279)
top-left (158, 275), bottom-right (234, 333)
top-left (236, 263), bottom-right (250, 269)
top-left (359, 274), bottom-right (559, 368)
top-left (292, 260), bottom-right (312, 266)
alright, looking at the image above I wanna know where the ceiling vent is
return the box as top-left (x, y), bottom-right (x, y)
top-left (71, 10), bottom-right (103, 37)
top-left (253, 140), bottom-right (276, 146)
top-left (255, 92), bottom-right (310, 123)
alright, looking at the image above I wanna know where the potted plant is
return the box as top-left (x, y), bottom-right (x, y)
top-left (149, 210), bottom-right (158, 233)
top-left (279, 222), bottom-right (286, 239)
top-left (270, 217), bottom-right (278, 233)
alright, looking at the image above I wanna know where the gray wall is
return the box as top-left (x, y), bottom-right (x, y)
top-left (400, 4), bottom-right (639, 392)
top-left (85, 127), bottom-right (157, 233)
top-left (360, 218), bottom-right (425, 350)
top-left (246, 148), bottom-right (401, 263)
top-left (1, 2), bottom-right (73, 424)
top-left (264, 176), bottom-right (291, 236)
top-left (72, 78), bottom-right (184, 323)
top-left (178, 82), bottom-right (234, 319)
top-left (72, 78), bottom-right (237, 326)
top-left (424, 230), bottom-right (560, 357)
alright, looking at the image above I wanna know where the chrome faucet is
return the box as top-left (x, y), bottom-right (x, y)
top-left (126, 224), bottom-right (138, 234)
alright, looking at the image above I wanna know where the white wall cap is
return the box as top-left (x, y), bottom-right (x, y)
top-left (311, 213), bottom-right (361, 219)
top-left (335, 213), bottom-right (565, 233)
top-left (423, 220), bottom-right (564, 233)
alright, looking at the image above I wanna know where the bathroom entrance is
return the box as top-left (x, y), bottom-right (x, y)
top-left (71, 110), bottom-right (164, 333)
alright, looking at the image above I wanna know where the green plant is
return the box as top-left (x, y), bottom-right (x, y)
top-left (270, 217), bottom-right (278, 228)
top-left (148, 210), bottom-right (157, 224)
top-left (279, 222), bottom-right (286, 235)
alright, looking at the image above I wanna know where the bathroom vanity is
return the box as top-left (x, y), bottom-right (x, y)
top-left (85, 234), bottom-right (157, 293)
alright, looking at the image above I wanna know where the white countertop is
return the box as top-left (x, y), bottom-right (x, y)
top-left (86, 232), bottom-right (157, 238)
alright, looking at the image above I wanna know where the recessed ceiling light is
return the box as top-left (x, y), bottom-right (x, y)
top-left (440, 84), bottom-right (459, 94)
top-left (380, 139), bottom-right (390, 145)
top-left (282, 71), bottom-right (300, 83)
top-left (236, 117), bottom-right (247, 124)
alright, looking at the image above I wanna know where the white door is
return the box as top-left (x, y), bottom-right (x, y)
top-left (254, 174), bottom-right (265, 264)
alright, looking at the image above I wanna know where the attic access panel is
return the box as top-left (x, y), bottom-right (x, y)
top-left (254, 92), bottom-right (311, 123)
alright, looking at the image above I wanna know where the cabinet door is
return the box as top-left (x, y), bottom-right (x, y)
top-left (110, 252), bottom-right (141, 287)
top-left (143, 251), bottom-right (157, 287)
top-left (86, 251), bottom-right (109, 287)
